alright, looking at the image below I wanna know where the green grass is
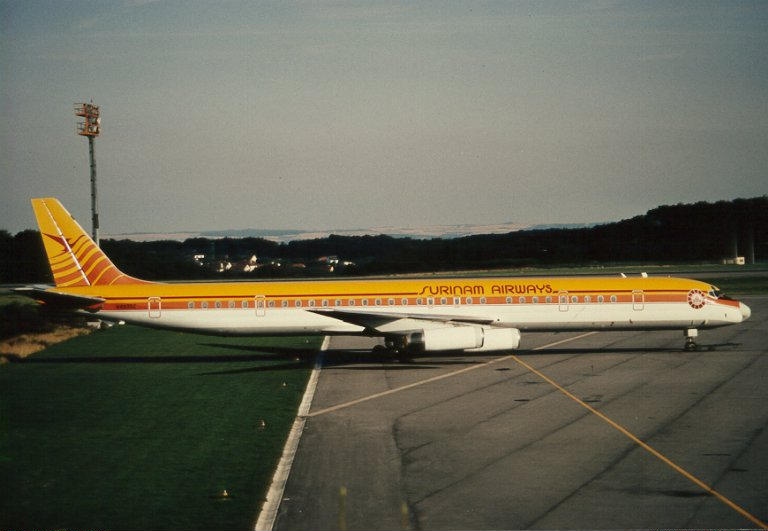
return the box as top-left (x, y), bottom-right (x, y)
top-left (0, 325), bottom-right (318, 530)
top-left (0, 292), bottom-right (36, 308)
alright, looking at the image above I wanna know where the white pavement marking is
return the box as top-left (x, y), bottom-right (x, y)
top-left (308, 332), bottom-right (599, 418)
top-left (253, 336), bottom-right (328, 531)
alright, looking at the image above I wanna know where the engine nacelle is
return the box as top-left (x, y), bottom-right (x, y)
top-left (410, 326), bottom-right (483, 351)
top-left (407, 326), bottom-right (521, 352)
top-left (466, 327), bottom-right (521, 352)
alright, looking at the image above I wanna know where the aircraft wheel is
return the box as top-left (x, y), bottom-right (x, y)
top-left (683, 328), bottom-right (698, 352)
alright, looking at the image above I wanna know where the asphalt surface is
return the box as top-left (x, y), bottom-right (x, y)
top-left (272, 296), bottom-right (768, 530)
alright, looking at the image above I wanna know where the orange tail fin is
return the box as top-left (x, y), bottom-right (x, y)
top-left (32, 198), bottom-right (151, 287)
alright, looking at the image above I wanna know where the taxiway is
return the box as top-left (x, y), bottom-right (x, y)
top-left (271, 297), bottom-right (767, 530)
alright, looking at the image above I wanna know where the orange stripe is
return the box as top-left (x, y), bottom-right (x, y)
top-left (54, 270), bottom-right (87, 286)
top-left (92, 265), bottom-right (120, 285)
top-left (69, 235), bottom-right (91, 255)
top-left (81, 252), bottom-right (108, 278)
top-left (57, 276), bottom-right (88, 287)
top-left (83, 255), bottom-right (109, 278)
top-left (50, 254), bottom-right (73, 267)
top-left (51, 261), bottom-right (81, 276)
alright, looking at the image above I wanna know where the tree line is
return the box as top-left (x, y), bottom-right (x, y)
top-left (2, 196), bottom-right (766, 284)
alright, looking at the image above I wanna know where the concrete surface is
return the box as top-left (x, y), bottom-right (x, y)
top-left (273, 297), bottom-right (768, 530)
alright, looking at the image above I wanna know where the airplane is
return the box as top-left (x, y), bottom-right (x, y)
top-left (17, 197), bottom-right (751, 356)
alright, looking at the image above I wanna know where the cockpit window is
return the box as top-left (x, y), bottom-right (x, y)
top-left (708, 286), bottom-right (731, 300)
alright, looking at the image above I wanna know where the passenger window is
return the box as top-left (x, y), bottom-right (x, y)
top-left (188, 301), bottom-right (195, 309)
top-left (401, 298), bottom-right (409, 306)
top-left (519, 296), bottom-right (526, 304)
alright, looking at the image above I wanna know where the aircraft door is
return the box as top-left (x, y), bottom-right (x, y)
top-left (558, 291), bottom-right (569, 312)
top-left (632, 290), bottom-right (644, 310)
top-left (148, 297), bottom-right (162, 319)
top-left (254, 295), bottom-right (266, 317)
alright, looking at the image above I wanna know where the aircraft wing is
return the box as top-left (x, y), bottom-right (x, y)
top-left (14, 286), bottom-right (105, 311)
top-left (307, 307), bottom-right (497, 334)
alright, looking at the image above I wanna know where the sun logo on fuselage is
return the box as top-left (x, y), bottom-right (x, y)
top-left (687, 289), bottom-right (706, 309)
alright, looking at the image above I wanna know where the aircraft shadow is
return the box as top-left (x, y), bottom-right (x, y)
top-left (8, 342), bottom-right (316, 369)
top-left (320, 349), bottom-right (493, 370)
top-left (6, 342), bottom-right (740, 373)
top-left (524, 342), bottom-right (742, 355)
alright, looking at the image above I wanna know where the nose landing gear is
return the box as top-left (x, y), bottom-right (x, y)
top-left (684, 328), bottom-right (698, 351)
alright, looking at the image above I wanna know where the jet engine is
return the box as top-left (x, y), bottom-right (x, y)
top-left (407, 326), bottom-right (521, 352)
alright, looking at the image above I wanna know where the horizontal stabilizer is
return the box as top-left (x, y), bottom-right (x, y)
top-left (14, 286), bottom-right (105, 310)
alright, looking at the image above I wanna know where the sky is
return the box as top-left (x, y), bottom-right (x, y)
top-left (2, 1), bottom-right (767, 235)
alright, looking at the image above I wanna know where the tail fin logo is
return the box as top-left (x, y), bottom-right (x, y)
top-left (33, 198), bottom-right (150, 288)
top-left (42, 231), bottom-right (130, 287)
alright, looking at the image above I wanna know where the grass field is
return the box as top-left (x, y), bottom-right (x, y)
top-left (0, 325), bottom-right (318, 530)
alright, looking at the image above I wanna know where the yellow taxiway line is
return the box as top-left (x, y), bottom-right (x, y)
top-left (306, 332), bottom-right (598, 418)
top-left (307, 332), bottom-right (765, 528)
top-left (509, 354), bottom-right (767, 529)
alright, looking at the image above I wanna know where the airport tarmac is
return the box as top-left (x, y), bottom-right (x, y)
top-left (271, 296), bottom-right (768, 530)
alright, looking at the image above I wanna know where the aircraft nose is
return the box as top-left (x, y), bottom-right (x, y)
top-left (740, 302), bottom-right (751, 321)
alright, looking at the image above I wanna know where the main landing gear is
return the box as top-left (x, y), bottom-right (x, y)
top-left (371, 337), bottom-right (415, 363)
top-left (684, 328), bottom-right (699, 351)
top-left (372, 344), bottom-right (414, 362)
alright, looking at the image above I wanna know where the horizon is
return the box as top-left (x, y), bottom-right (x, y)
top-left (6, 194), bottom-right (764, 244)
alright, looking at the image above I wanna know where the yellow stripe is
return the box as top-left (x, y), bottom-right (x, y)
top-left (58, 277), bottom-right (88, 288)
top-left (83, 255), bottom-right (108, 278)
top-left (509, 354), bottom-right (768, 529)
top-left (78, 245), bottom-right (101, 269)
top-left (64, 276), bottom-right (712, 301)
